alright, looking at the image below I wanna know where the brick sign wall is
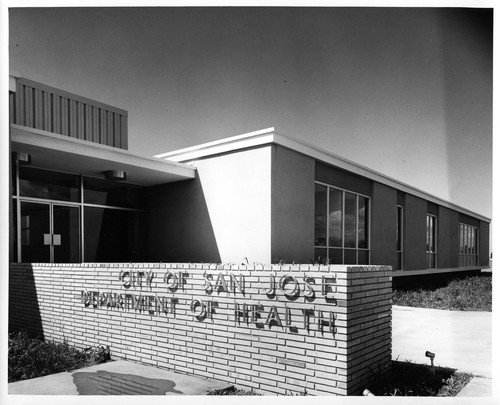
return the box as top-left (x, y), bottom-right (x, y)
top-left (9, 263), bottom-right (392, 396)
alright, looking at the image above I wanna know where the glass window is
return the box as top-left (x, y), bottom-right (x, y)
top-left (20, 201), bottom-right (51, 263)
top-left (314, 183), bottom-right (370, 265)
top-left (12, 166), bottom-right (147, 264)
top-left (459, 223), bottom-right (478, 267)
top-left (397, 206), bottom-right (403, 252)
top-left (330, 248), bottom-right (343, 264)
top-left (358, 197), bottom-right (369, 249)
top-left (11, 158), bottom-right (17, 196)
top-left (344, 249), bottom-right (357, 265)
top-left (358, 249), bottom-right (369, 265)
top-left (459, 224), bottom-right (464, 254)
top-left (344, 192), bottom-right (357, 248)
top-left (328, 188), bottom-right (343, 247)
top-left (313, 247), bottom-right (328, 264)
top-left (53, 205), bottom-right (81, 263)
top-left (11, 200), bottom-right (18, 262)
top-left (19, 166), bottom-right (80, 202)
top-left (84, 207), bottom-right (144, 262)
top-left (314, 184), bottom-right (327, 247)
top-left (83, 177), bottom-right (144, 208)
top-left (426, 214), bottom-right (437, 268)
top-left (396, 205), bottom-right (403, 270)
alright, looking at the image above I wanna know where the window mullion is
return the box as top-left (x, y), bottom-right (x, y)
top-left (81, 175), bottom-right (85, 263)
top-left (355, 195), bottom-right (359, 264)
top-left (342, 190), bottom-right (345, 264)
top-left (326, 185), bottom-right (330, 261)
top-left (15, 158), bottom-right (21, 262)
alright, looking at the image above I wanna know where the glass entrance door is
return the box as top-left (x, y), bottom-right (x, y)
top-left (20, 201), bottom-right (80, 263)
top-left (53, 204), bottom-right (80, 263)
top-left (20, 202), bottom-right (51, 262)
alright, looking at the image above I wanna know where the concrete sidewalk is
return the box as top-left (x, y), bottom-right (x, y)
top-left (392, 305), bottom-right (492, 397)
top-left (456, 377), bottom-right (492, 397)
top-left (392, 305), bottom-right (492, 377)
top-left (8, 359), bottom-right (232, 395)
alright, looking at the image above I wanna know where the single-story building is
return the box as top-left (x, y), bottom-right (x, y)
top-left (9, 75), bottom-right (490, 277)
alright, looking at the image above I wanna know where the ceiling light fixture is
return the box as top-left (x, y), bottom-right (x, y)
top-left (104, 170), bottom-right (127, 181)
top-left (14, 152), bottom-right (31, 165)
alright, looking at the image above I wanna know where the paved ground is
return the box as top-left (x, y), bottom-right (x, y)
top-left (456, 377), bottom-right (492, 397)
top-left (7, 305), bottom-right (493, 397)
top-left (8, 360), bottom-right (232, 395)
top-left (392, 305), bottom-right (492, 397)
top-left (392, 305), bottom-right (492, 378)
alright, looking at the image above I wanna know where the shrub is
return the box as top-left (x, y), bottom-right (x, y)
top-left (372, 361), bottom-right (473, 396)
top-left (393, 275), bottom-right (491, 311)
top-left (8, 331), bottom-right (94, 382)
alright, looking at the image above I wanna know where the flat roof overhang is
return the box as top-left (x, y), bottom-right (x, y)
top-left (156, 127), bottom-right (490, 223)
top-left (10, 124), bottom-right (196, 186)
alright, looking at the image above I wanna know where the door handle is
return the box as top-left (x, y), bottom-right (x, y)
top-left (53, 234), bottom-right (61, 246)
top-left (44, 234), bottom-right (52, 245)
top-left (43, 234), bottom-right (61, 246)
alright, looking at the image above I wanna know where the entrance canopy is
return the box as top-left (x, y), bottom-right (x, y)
top-left (11, 124), bottom-right (195, 186)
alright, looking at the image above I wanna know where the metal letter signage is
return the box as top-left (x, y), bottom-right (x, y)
top-left (80, 270), bottom-right (338, 335)
top-left (190, 299), bottom-right (206, 318)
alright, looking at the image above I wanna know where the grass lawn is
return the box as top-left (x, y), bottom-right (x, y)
top-left (392, 274), bottom-right (491, 311)
top-left (372, 361), bottom-right (473, 396)
top-left (8, 331), bottom-right (109, 383)
top-left (208, 361), bottom-right (473, 396)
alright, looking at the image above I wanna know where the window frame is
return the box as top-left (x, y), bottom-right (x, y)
top-left (459, 223), bottom-right (479, 267)
top-left (11, 164), bottom-right (146, 263)
top-left (314, 181), bottom-right (371, 265)
top-left (396, 205), bottom-right (404, 270)
top-left (426, 213), bottom-right (438, 269)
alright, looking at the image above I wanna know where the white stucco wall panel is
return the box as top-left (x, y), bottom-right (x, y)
top-left (194, 146), bottom-right (272, 264)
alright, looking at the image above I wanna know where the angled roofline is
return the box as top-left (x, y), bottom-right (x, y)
top-left (154, 127), bottom-right (276, 161)
top-left (155, 128), bottom-right (491, 223)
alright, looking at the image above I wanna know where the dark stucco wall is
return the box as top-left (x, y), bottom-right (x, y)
top-left (403, 194), bottom-right (427, 270)
top-left (315, 162), bottom-right (372, 197)
top-left (459, 213), bottom-right (480, 227)
top-left (146, 175), bottom-right (221, 263)
top-left (479, 221), bottom-right (490, 266)
top-left (437, 206), bottom-right (459, 268)
top-left (271, 145), bottom-right (315, 263)
top-left (370, 182), bottom-right (397, 268)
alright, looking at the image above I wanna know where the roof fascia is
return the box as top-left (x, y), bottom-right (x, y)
top-left (156, 128), bottom-right (490, 223)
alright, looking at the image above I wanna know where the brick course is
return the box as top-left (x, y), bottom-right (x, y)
top-left (9, 263), bottom-right (391, 396)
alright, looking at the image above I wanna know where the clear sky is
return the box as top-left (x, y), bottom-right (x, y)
top-left (7, 6), bottom-right (493, 218)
